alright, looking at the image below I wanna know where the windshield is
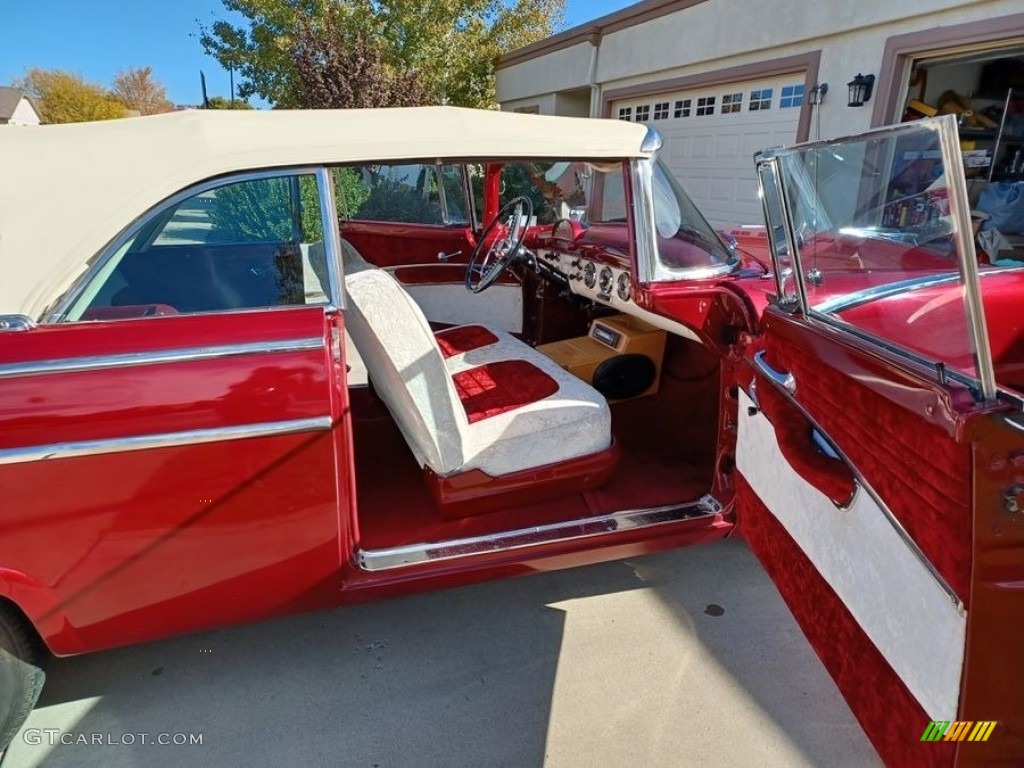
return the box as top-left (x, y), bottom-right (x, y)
top-left (649, 159), bottom-right (736, 277)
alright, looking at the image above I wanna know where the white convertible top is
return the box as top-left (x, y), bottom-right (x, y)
top-left (0, 106), bottom-right (649, 318)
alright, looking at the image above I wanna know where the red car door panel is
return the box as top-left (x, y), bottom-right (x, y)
top-left (960, 412), bottom-right (1024, 765)
top-left (738, 309), bottom-right (972, 766)
top-left (0, 308), bottom-right (349, 655)
top-left (340, 221), bottom-right (475, 268)
top-left (753, 310), bottom-right (973, 601)
top-left (735, 473), bottom-right (956, 768)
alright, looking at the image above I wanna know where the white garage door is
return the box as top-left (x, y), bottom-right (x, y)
top-left (613, 75), bottom-right (805, 228)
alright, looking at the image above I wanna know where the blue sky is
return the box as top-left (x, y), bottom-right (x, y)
top-left (0, 1), bottom-right (632, 106)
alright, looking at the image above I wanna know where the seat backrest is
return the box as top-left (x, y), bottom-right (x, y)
top-left (342, 245), bottom-right (465, 474)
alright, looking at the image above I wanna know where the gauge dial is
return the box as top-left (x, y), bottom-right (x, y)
top-left (583, 261), bottom-right (596, 289)
top-left (598, 266), bottom-right (614, 296)
top-left (617, 272), bottom-right (631, 302)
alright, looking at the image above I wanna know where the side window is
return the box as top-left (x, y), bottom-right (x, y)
top-left (498, 162), bottom-right (627, 224)
top-left (338, 164), bottom-right (469, 225)
top-left (63, 173), bottom-right (330, 321)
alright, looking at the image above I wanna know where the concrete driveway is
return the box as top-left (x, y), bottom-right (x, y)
top-left (3, 539), bottom-right (880, 767)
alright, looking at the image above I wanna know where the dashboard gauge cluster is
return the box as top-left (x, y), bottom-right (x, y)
top-left (583, 261), bottom-right (597, 289)
top-left (537, 249), bottom-right (703, 346)
top-left (616, 272), bottom-right (631, 302)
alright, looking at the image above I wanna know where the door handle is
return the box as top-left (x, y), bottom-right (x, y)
top-left (438, 249), bottom-right (462, 262)
top-left (753, 350), bottom-right (796, 396)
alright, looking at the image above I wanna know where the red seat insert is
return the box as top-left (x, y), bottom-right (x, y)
top-left (435, 325), bottom-right (499, 358)
top-left (452, 360), bottom-right (558, 423)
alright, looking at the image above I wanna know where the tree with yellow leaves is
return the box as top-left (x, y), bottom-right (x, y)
top-left (14, 69), bottom-right (128, 124)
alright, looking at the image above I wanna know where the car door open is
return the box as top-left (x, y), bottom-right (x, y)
top-left (738, 116), bottom-right (1024, 767)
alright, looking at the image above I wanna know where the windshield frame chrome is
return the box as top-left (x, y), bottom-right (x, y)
top-left (631, 155), bottom-right (739, 284)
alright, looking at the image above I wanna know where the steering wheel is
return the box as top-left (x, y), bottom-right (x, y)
top-left (465, 196), bottom-right (534, 293)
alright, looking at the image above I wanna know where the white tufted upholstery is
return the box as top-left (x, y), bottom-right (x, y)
top-left (341, 243), bottom-right (612, 478)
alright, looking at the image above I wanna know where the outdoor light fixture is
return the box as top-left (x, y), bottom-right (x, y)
top-left (847, 74), bottom-right (876, 107)
top-left (808, 82), bottom-right (829, 105)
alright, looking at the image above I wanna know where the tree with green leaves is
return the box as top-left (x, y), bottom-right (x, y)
top-left (14, 69), bottom-right (127, 123)
top-left (206, 95), bottom-right (255, 109)
top-left (198, 0), bottom-right (565, 109)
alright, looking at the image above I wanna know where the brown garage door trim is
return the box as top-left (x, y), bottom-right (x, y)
top-left (873, 13), bottom-right (1024, 127)
top-left (601, 50), bottom-right (821, 144)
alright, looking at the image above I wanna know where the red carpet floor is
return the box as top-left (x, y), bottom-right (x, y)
top-left (352, 335), bottom-right (719, 550)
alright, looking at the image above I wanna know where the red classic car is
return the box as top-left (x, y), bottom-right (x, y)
top-left (0, 109), bottom-right (1020, 766)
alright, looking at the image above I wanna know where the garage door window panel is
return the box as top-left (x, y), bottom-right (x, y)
top-left (722, 93), bottom-right (743, 114)
top-left (780, 85), bottom-right (805, 108)
top-left (750, 89), bottom-right (773, 111)
top-left (674, 99), bottom-right (691, 118)
top-left (697, 97), bottom-right (716, 116)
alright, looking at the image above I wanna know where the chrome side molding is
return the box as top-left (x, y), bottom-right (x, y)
top-left (357, 496), bottom-right (722, 571)
top-left (0, 416), bottom-right (333, 465)
top-left (0, 337), bottom-right (324, 379)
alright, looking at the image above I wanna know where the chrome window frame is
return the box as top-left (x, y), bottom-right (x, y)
top-left (46, 166), bottom-right (344, 323)
top-left (632, 126), bottom-right (738, 284)
top-left (755, 156), bottom-right (804, 309)
top-left (753, 115), bottom-right (998, 403)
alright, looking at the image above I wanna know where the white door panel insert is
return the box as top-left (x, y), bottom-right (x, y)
top-left (736, 390), bottom-right (965, 721)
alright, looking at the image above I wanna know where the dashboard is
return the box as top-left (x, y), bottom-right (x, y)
top-left (533, 247), bottom-right (703, 345)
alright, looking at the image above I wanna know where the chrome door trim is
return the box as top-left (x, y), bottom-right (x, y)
top-left (937, 114), bottom-right (997, 403)
top-left (0, 416), bottom-right (333, 466)
top-left (0, 337), bottom-right (324, 379)
top-left (357, 496), bottom-right (722, 571)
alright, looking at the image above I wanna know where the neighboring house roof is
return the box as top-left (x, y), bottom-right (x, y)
top-left (0, 86), bottom-right (41, 123)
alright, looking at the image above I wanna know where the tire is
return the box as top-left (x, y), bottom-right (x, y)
top-left (0, 601), bottom-right (47, 753)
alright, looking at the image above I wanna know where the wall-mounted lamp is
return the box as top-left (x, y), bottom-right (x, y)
top-left (808, 82), bottom-right (829, 105)
top-left (846, 74), bottom-right (876, 107)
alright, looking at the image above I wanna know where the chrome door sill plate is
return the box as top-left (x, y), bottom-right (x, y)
top-left (357, 495), bottom-right (721, 572)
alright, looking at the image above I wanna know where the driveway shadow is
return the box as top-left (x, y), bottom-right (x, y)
top-left (5, 540), bottom-right (880, 767)
top-left (6, 560), bottom-right (645, 768)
